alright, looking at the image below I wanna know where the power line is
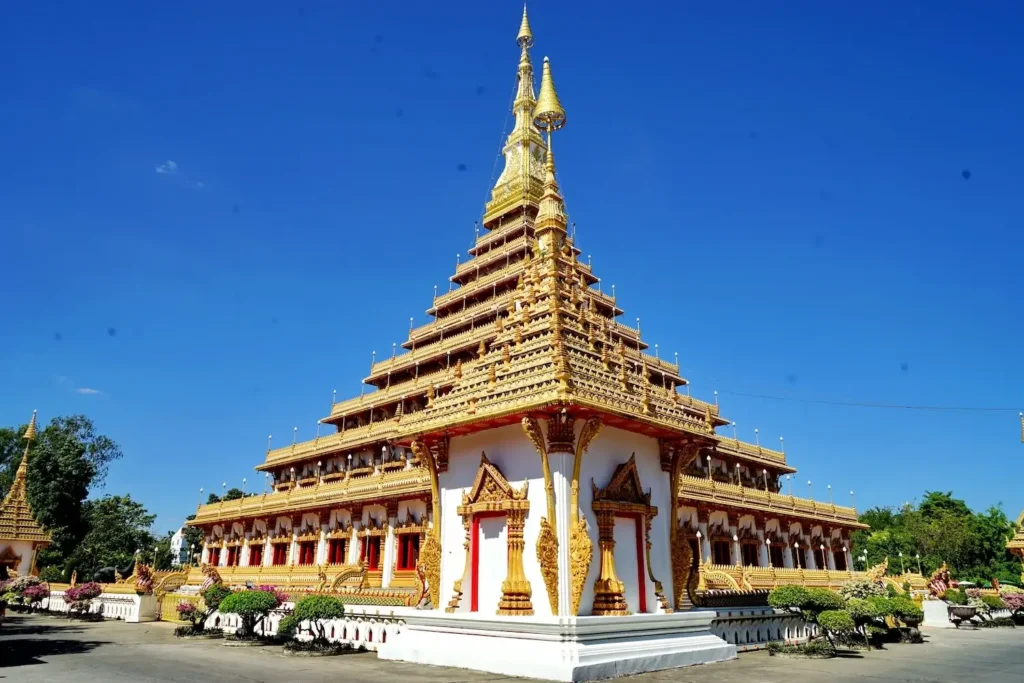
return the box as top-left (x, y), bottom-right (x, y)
top-left (718, 389), bottom-right (1020, 414)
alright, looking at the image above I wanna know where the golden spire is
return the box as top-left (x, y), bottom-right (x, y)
top-left (23, 410), bottom-right (38, 442)
top-left (533, 57), bottom-right (568, 247)
top-left (517, 4), bottom-right (534, 49)
top-left (533, 57), bottom-right (566, 133)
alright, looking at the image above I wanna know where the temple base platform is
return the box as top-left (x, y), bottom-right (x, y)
top-left (922, 600), bottom-right (954, 628)
top-left (378, 611), bottom-right (736, 682)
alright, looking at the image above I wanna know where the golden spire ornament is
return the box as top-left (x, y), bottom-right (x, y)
top-left (517, 4), bottom-right (534, 49)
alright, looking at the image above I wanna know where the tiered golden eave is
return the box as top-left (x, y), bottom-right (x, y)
top-left (220, 7), bottom-right (820, 511)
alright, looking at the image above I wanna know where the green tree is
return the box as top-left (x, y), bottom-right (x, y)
top-left (67, 494), bottom-right (156, 579)
top-left (852, 491), bottom-right (1019, 585)
top-left (0, 415), bottom-right (123, 570)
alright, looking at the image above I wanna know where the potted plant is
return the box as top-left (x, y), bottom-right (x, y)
top-left (944, 589), bottom-right (977, 626)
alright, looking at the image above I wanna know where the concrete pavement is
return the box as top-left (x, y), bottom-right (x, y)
top-left (2, 613), bottom-right (1022, 682)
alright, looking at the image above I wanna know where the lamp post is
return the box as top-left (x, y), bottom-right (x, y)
top-left (189, 543), bottom-right (195, 566)
top-left (695, 530), bottom-right (704, 564)
top-left (861, 551), bottom-right (868, 569)
top-left (916, 553), bottom-right (923, 574)
top-left (843, 546), bottom-right (849, 572)
top-left (154, 544), bottom-right (160, 568)
top-left (762, 469), bottom-right (769, 491)
top-left (766, 538), bottom-right (772, 567)
top-left (794, 541), bottom-right (801, 569)
top-left (898, 551), bottom-right (905, 575)
top-left (242, 477), bottom-right (246, 496)
top-left (706, 454), bottom-right (712, 480)
top-left (197, 487), bottom-right (203, 508)
top-left (820, 544), bottom-right (827, 571)
top-left (733, 534), bottom-right (739, 565)
top-left (264, 472), bottom-right (269, 494)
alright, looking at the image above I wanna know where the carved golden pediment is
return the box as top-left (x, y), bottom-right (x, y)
top-left (459, 452), bottom-right (528, 514)
top-left (592, 454), bottom-right (652, 511)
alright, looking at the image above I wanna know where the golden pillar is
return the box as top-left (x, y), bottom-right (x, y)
top-left (591, 506), bottom-right (628, 615)
top-left (498, 507), bottom-right (534, 615)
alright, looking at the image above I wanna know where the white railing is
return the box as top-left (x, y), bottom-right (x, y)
top-left (204, 603), bottom-right (412, 652)
top-left (43, 590), bottom-right (158, 623)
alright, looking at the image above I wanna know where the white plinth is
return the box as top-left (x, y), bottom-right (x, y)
top-left (922, 600), bottom-right (953, 628)
top-left (378, 611), bottom-right (736, 682)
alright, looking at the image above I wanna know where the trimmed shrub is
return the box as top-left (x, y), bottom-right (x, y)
top-left (804, 588), bottom-right (845, 615)
top-left (817, 610), bottom-right (855, 645)
top-left (38, 566), bottom-right (65, 583)
top-left (981, 594), bottom-right (1006, 611)
top-left (201, 584), bottom-right (232, 612)
top-left (767, 639), bottom-right (835, 658)
top-left (768, 585), bottom-right (809, 612)
top-left (278, 594), bottom-right (345, 643)
top-left (888, 596), bottom-right (923, 623)
top-left (944, 588), bottom-right (967, 605)
top-left (218, 590), bottom-right (280, 638)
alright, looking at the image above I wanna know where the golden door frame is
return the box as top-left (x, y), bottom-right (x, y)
top-left (448, 452), bottom-right (533, 616)
top-left (590, 454), bottom-right (667, 615)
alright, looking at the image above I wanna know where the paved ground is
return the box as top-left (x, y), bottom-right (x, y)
top-left (2, 613), bottom-right (1023, 682)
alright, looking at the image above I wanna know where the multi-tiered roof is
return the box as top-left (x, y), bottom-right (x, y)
top-left (192, 8), bottom-right (806, 526)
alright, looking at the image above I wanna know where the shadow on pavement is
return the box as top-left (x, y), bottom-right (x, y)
top-left (0, 638), bottom-right (108, 667)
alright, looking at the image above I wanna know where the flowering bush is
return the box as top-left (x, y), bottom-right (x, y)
top-left (1001, 592), bottom-right (1024, 614)
top-left (22, 584), bottom-right (50, 605)
top-left (176, 601), bottom-right (205, 627)
top-left (999, 584), bottom-right (1024, 595)
top-left (839, 577), bottom-right (886, 600)
top-left (254, 585), bottom-right (289, 607)
top-left (65, 582), bottom-right (102, 615)
top-left (7, 576), bottom-right (42, 594)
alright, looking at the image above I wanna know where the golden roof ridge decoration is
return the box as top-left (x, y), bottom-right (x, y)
top-left (0, 411), bottom-right (52, 544)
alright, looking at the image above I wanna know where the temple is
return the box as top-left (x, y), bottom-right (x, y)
top-left (0, 411), bottom-right (52, 579)
top-left (1008, 509), bottom-right (1024, 583)
top-left (185, 8), bottom-right (870, 679)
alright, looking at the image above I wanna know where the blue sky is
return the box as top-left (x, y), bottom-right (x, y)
top-left (2, 1), bottom-right (1022, 533)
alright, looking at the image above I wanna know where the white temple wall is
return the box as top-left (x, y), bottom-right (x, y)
top-left (576, 426), bottom-right (669, 616)
top-left (440, 424), bottom-right (550, 616)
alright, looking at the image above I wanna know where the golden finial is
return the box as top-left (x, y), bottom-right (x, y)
top-left (533, 57), bottom-right (566, 132)
top-left (517, 4), bottom-right (534, 49)
top-left (22, 410), bottom-right (38, 441)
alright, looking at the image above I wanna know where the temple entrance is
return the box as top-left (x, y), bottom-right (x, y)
top-left (471, 512), bottom-right (507, 612)
top-left (450, 453), bottom-right (532, 616)
top-left (612, 515), bottom-right (647, 614)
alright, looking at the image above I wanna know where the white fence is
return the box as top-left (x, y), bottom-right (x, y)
top-left (709, 607), bottom-right (816, 651)
top-left (43, 591), bottom-right (158, 623)
top-left (204, 603), bottom-right (413, 652)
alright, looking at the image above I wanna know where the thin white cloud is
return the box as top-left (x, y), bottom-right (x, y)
top-left (76, 387), bottom-right (103, 396)
top-left (155, 160), bottom-right (178, 174)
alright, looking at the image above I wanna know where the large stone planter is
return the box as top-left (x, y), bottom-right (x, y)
top-left (948, 605), bottom-right (977, 628)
